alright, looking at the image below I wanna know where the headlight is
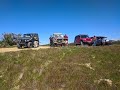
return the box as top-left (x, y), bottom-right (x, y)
top-left (18, 40), bottom-right (21, 42)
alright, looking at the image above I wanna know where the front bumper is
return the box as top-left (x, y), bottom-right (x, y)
top-left (83, 41), bottom-right (93, 45)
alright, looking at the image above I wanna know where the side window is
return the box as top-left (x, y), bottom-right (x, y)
top-left (37, 34), bottom-right (38, 37)
top-left (75, 36), bottom-right (78, 40)
top-left (77, 36), bottom-right (80, 39)
top-left (79, 35), bottom-right (81, 38)
top-left (74, 36), bottom-right (77, 42)
top-left (75, 36), bottom-right (80, 40)
top-left (34, 34), bottom-right (38, 37)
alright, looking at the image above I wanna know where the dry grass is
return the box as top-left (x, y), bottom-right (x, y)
top-left (0, 46), bottom-right (120, 90)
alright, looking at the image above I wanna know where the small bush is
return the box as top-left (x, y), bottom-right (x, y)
top-left (0, 33), bottom-right (21, 47)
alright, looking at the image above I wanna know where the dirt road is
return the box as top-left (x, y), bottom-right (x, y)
top-left (0, 46), bottom-right (50, 53)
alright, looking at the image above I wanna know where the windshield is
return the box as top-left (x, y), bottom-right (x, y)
top-left (53, 34), bottom-right (64, 38)
top-left (23, 34), bottom-right (31, 38)
top-left (81, 35), bottom-right (89, 38)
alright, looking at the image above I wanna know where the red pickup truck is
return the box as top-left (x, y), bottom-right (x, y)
top-left (74, 34), bottom-right (93, 46)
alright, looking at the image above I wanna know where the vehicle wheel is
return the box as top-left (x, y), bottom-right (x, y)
top-left (17, 44), bottom-right (22, 49)
top-left (36, 41), bottom-right (39, 47)
top-left (34, 41), bottom-right (38, 48)
top-left (61, 44), bottom-right (63, 47)
top-left (50, 43), bottom-right (52, 47)
top-left (37, 41), bottom-right (39, 47)
top-left (89, 43), bottom-right (92, 46)
top-left (54, 43), bottom-right (57, 47)
top-left (80, 41), bottom-right (84, 46)
top-left (76, 44), bottom-right (78, 46)
top-left (28, 42), bottom-right (32, 48)
top-left (62, 43), bottom-right (65, 47)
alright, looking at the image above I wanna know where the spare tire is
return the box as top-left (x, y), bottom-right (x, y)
top-left (34, 41), bottom-right (38, 48)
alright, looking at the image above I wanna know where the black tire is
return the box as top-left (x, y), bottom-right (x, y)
top-left (89, 43), bottom-right (92, 46)
top-left (62, 43), bottom-right (66, 47)
top-left (37, 41), bottom-right (39, 47)
top-left (76, 44), bottom-right (78, 46)
top-left (28, 42), bottom-right (32, 48)
top-left (54, 43), bottom-right (57, 47)
top-left (17, 44), bottom-right (22, 49)
top-left (50, 43), bottom-right (52, 47)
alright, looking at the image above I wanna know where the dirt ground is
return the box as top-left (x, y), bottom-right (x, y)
top-left (0, 46), bottom-right (50, 53)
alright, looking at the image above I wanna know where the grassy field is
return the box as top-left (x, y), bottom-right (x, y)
top-left (0, 46), bottom-right (120, 90)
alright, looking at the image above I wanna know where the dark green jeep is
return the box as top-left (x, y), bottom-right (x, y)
top-left (17, 33), bottom-right (39, 48)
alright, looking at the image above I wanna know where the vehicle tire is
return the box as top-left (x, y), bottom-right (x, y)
top-left (34, 41), bottom-right (38, 48)
top-left (17, 44), bottom-right (22, 49)
top-left (61, 44), bottom-right (63, 47)
top-left (80, 41), bottom-right (84, 46)
top-left (28, 42), bottom-right (32, 48)
top-left (37, 41), bottom-right (39, 47)
top-left (89, 43), bottom-right (92, 46)
top-left (54, 43), bottom-right (57, 47)
top-left (50, 43), bottom-right (52, 47)
top-left (76, 44), bottom-right (79, 46)
top-left (62, 43), bottom-right (65, 47)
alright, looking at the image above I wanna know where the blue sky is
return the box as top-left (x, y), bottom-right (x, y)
top-left (0, 0), bottom-right (120, 44)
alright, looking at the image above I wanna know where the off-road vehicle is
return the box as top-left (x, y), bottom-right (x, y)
top-left (49, 33), bottom-right (68, 47)
top-left (91, 36), bottom-right (112, 46)
top-left (74, 34), bottom-right (93, 46)
top-left (17, 33), bottom-right (39, 48)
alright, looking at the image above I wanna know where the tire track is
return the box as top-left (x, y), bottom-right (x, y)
top-left (0, 46), bottom-right (50, 53)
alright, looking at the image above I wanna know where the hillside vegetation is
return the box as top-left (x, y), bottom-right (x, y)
top-left (0, 46), bottom-right (120, 90)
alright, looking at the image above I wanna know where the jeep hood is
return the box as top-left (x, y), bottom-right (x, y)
top-left (83, 38), bottom-right (92, 41)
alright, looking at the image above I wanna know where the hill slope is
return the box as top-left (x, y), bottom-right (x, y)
top-left (0, 46), bottom-right (120, 90)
